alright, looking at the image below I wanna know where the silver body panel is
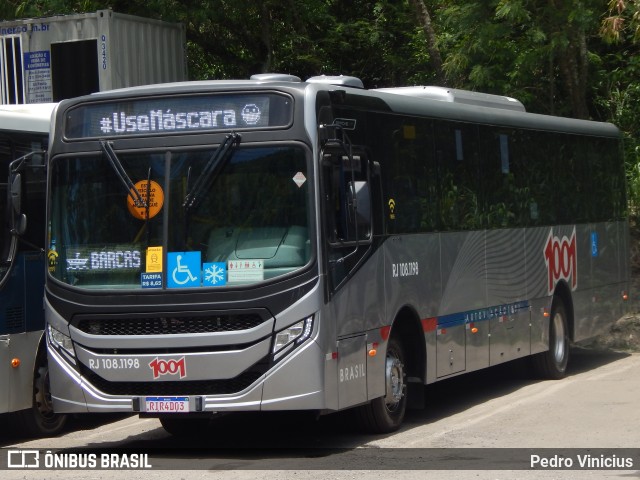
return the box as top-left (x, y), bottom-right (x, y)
top-left (0, 331), bottom-right (41, 413)
top-left (49, 316), bottom-right (326, 413)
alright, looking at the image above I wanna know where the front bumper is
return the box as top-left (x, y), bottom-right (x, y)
top-left (47, 330), bottom-right (326, 413)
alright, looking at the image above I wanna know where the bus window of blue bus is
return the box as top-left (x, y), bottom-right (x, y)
top-left (44, 78), bottom-right (629, 436)
top-left (0, 104), bottom-right (67, 437)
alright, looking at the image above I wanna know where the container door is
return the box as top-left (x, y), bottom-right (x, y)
top-left (0, 36), bottom-right (24, 104)
top-left (51, 40), bottom-right (99, 101)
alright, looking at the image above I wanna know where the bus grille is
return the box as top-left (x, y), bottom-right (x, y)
top-left (75, 314), bottom-right (266, 336)
top-left (80, 368), bottom-right (265, 396)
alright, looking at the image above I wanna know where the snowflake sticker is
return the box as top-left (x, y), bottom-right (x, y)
top-left (203, 262), bottom-right (227, 286)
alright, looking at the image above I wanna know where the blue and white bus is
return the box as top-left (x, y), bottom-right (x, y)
top-left (42, 76), bottom-right (629, 435)
top-left (1, 102), bottom-right (66, 436)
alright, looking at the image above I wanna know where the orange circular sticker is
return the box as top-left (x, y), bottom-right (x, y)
top-left (127, 180), bottom-right (164, 220)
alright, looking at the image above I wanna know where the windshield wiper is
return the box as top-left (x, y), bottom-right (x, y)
top-left (183, 132), bottom-right (241, 211)
top-left (100, 140), bottom-right (147, 208)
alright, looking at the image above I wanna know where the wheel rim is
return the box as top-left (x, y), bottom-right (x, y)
top-left (384, 348), bottom-right (405, 413)
top-left (552, 312), bottom-right (566, 365)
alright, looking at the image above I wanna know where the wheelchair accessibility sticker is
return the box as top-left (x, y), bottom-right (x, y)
top-left (167, 252), bottom-right (201, 288)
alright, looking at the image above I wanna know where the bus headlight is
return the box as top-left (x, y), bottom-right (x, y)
top-left (47, 324), bottom-right (75, 357)
top-left (273, 316), bottom-right (314, 356)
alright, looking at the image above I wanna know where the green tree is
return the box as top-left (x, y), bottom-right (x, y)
top-left (1, 0), bottom-right (638, 124)
top-left (433, 0), bottom-right (606, 119)
top-left (598, 1), bottom-right (640, 216)
top-left (601, 0), bottom-right (640, 42)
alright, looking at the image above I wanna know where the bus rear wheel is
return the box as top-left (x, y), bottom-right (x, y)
top-left (356, 336), bottom-right (407, 433)
top-left (531, 299), bottom-right (570, 379)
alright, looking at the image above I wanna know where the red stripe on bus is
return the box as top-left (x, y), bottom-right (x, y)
top-left (380, 326), bottom-right (391, 341)
top-left (421, 317), bottom-right (437, 332)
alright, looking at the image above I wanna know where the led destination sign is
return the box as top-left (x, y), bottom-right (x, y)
top-left (65, 245), bottom-right (141, 273)
top-left (65, 93), bottom-right (293, 139)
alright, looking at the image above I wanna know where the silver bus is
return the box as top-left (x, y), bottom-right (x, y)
top-left (1, 102), bottom-right (67, 436)
top-left (41, 76), bottom-right (629, 435)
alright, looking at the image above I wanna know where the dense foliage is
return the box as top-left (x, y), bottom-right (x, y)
top-left (3, 0), bottom-right (640, 215)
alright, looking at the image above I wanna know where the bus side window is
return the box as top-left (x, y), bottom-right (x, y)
top-left (435, 123), bottom-right (481, 231)
top-left (390, 176), bottom-right (421, 233)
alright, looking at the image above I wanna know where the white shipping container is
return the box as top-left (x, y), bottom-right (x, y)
top-left (0, 9), bottom-right (186, 104)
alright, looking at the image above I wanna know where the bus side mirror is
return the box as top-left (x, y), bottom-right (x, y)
top-left (10, 173), bottom-right (27, 236)
top-left (14, 214), bottom-right (27, 236)
top-left (347, 180), bottom-right (371, 239)
top-left (11, 173), bottom-right (22, 214)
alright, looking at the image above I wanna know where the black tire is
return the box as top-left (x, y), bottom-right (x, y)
top-left (531, 299), bottom-right (570, 379)
top-left (159, 417), bottom-right (208, 437)
top-left (10, 352), bottom-right (67, 437)
top-left (356, 336), bottom-right (407, 433)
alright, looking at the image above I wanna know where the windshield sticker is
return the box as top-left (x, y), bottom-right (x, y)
top-left (127, 180), bottom-right (164, 220)
top-left (141, 272), bottom-right (162, 289)
top-left (167, 252), bottom-right (201, 288)
top-left (228, 260), bottom-right (264, 283)
top-left (146, 246), bottom-right (163, 273)
top-left (48, 240), bottom-right (58, 273)
top-left (203, 262), bottom-right (227, 287)
top-left (292, 172), bottom-right (306, 188)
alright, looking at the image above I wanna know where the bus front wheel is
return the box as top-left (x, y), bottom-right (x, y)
top-left (356, 336), bottom-right (407, 433)
top-left (10, 352), bottom-right (67, 437)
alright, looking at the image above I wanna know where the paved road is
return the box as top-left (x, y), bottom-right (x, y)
top-left (1, 347), bottom-right (639, 479)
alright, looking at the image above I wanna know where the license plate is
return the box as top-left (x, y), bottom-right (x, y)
top-left (144, 396), bottom-right (189, 413)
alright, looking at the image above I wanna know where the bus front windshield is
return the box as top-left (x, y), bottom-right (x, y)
top-left (48, 144), bottom-right (311, 290)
